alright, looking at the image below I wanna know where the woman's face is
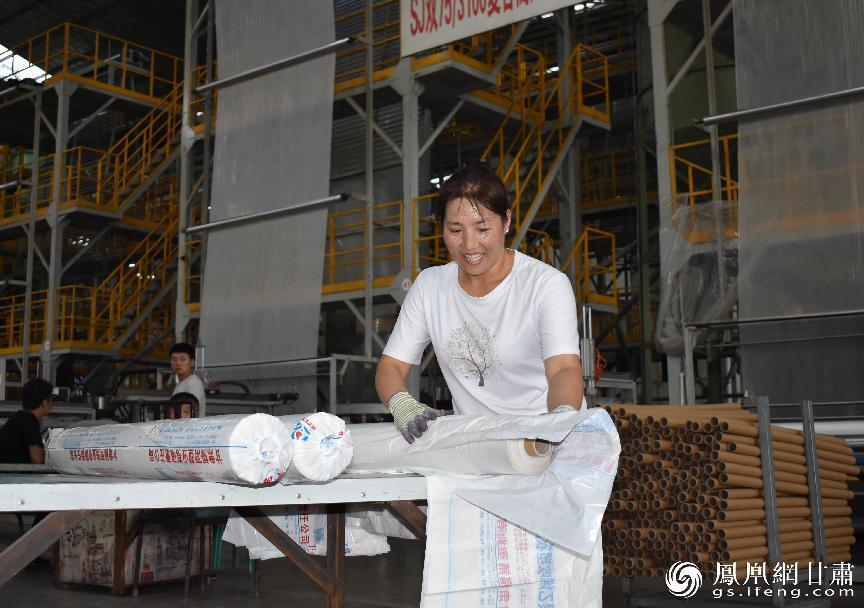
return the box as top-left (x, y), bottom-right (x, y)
top-left (442, 197), bottom-right (511, 278)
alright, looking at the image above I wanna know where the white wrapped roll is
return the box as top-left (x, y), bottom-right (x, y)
top-left (348, 423), bottom-right (552, 476)
top-left (278, 413), bottom-right (353, 482)
top-left (46, 414), bottom-right (293, 485)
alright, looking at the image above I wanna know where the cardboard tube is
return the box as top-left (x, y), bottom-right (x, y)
top-left (774, 479), bottom-right (854, 499)
top-left (724, 546), bottom-right (768, 561)
top-left (718, 420), bottom-right (758, 438)
top-left (718, 508), bottom-right (765, 522)
top-left (730, 442), bottom-right (858, 475)
top-left (825, 526), bottom-right (854, 538)
top-left (826, 552), bottom-right (852, 564)
top-left (725, 442), bottom-right (763, 458)
top-left (719, 498), bottom-right (765, 510)
top-left (780, 540), bottom-right (814, 553)
top-left (711, 450), bottom-right (850, 482)
top-left (719, 488), bottom-right (761, 499)
top-left (523, 439), bottom-right (552, 457)
top-left (780, 520), bottom-right (815, 533)
top-left (603, 406), bottom-right (855, 580)
top-left (720, 433), bottom-right (759, 446)
top-left (719, 472), bottom-right (763, 489)
top-left (825, 535), bottom-right (856, 548)
top-left (823, 515), bottom-right (852, 528)
top-left (715, 524), bottom-right (767, 539)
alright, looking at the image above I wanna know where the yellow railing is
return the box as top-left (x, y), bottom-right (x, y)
top-left (582, 148), bottom-right (641, 207)
top-left (313, 191), bottom-right (612, 308)
top-left (333, 1), bottom-right (526, 89)
top-left (482, 43), bottom-right (610, 232)
top-left (669, 134), bottom-right (738, 206)
top-left (0, 205), bottom-right (180, 353)
top-left (91, 212), bottom-right (178, 345)
top-left (481, 43), bottom-right (548, 112)
top-left (0, 23), bottom-right (182, 102)
top-left (0, 81), bottom-right (182, 224)
top-left (414, 194), bottom-right (447, 271)
top-left (322, 200), bottom-right (403, 293)
top-left (0, 146), bottom-right (113, 218)
top-left (125, 173), bottom-right (179, 225)
top-left (334, 0), bottom-right (401, 85)
top-left (523, 228), bottom-right (557, 265)
top-left (100, 81), bottom-right (183, 205)
top-left (0, 146), bottom-right (26, 173)
top-left (0, 282), bottom-right (173, 356)
top-left (560, 226), bottom-right (618, 308)
top-left (0, 146), bottom-right (31, 214)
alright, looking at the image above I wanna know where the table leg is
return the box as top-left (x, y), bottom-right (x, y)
top-left (0, 510), bottom-right (90, 587)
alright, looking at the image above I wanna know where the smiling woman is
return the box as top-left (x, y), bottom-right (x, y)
top-left (375, 161), bottom-right (586, 444)
top-left (439, 162), bottom-right (513, 295)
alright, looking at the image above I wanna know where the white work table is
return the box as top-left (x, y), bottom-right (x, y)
top-left (0, 472), bottom-right (426, 512)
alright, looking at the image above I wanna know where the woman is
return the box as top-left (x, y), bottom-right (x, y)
top-left (376, 162), bottom-right (585, 443)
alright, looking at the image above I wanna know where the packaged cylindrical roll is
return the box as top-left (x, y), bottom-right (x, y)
top-left (46, 413), bottom-right (293, 485)
top-left (278, 412), bottom-right (353, 482)
top-left (348, 423), bottom-right (553, 476)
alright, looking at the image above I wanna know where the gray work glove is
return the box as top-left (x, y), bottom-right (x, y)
top-left (388, 391), bottom-right (442, 444)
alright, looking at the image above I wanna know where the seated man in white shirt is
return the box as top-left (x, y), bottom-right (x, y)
top-left (169, 342), bottom-right (206, 416)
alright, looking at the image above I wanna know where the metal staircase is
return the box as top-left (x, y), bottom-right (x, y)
top-left (0, 66), bottom-right (184, 357)
top-left (0, 19), bottom-right (623, 360)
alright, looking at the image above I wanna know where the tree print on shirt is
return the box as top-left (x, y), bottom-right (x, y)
top-left (443, 322), bottom-right (500, 387)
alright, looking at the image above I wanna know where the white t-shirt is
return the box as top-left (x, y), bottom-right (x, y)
top-left (172, 373), bottom-right (207, 416)
top-left (383, 250), bottom-right (583, 415)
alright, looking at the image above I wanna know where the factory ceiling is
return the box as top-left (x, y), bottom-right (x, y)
top-left (0, 0), bottom-right (186, 56)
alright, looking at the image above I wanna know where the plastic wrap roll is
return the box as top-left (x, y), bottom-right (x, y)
top-left (278, 413), bottom-right (353, 482)
top-left (46, 414), bottom-right (292, 485)
top-left (348, 423), bottom-right (552, 476)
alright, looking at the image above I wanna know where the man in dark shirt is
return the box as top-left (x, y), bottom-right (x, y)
top-left (0, 378), bottom-right (54, 464)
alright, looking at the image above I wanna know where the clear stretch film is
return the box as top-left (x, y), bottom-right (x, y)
top-left (46, 414), bottom-right (293, 485)
top-left (278, 412), bottom-right (354, 482)
top-left (346, 413), bottom-right (584, 473)
top-left (349, 422), bottom-right (551, 476)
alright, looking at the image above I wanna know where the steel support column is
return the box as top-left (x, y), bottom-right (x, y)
top-left (393, 59), bottom-right (423, 397)
top-left (176, 0), bottom-right (199, 342)
top-left (702, 0), bottom-right (728, 316)
top-left (363, 0), bottom-right (374, 360)
top-left (647, 0), bottom-right (683, 404)
top-left (43, 80), bottom-right (76, 382)
top-left (635, 10), bottom-right (655, 404)
top-left (21, 91), bottom-right (42, 380)
top-left (557, 7), bottom-right (580, 280)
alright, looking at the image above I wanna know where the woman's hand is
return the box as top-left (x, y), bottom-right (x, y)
top-left (388, 391), bottom-right (442, 444)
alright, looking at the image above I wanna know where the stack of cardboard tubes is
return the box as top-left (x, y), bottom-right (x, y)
top-left (601, 404), bottom-right (858, 578)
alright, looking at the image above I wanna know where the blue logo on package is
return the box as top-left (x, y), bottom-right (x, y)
top-left (292, 421), bottom-right (312, 442)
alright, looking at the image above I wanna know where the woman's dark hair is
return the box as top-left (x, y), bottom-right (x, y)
top-left (434, 161), bottom-right (510, 225)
